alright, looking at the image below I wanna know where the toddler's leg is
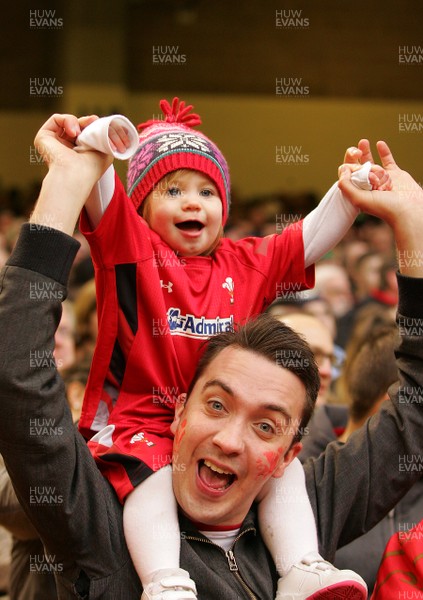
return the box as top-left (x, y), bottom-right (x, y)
top-left (258, 458), bottom-right (367, 600)
top-left (259, 457), bottom-right (317, 576)
top-left (123, 466), bottom-right (197, 600)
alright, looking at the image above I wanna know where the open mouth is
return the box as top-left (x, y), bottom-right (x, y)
top-left (175, 220), bottom-right (205, 232)
top-left (198, 459), bottom-right (236, 491)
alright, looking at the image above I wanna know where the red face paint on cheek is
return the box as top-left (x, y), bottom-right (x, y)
top-left (255, 448), bottom-right (284, 479)
top-left (173, 418), bottom-right (187, 456)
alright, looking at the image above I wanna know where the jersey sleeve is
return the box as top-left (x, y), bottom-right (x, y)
top-left (231, 221), bottom-right (314, 306)
top-left (79, 171), bottom-right (153, 268)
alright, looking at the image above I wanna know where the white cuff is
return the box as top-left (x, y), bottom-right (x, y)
top-left (303, 162), bottom-right (372, 267)
top-left (75, 115), bottom-right (139, 160)
top-left (351, 161), bottom-right (372, 191)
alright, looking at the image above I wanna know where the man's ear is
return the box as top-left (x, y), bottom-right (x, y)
top-left (272, 442), bottom-right (303, 479)
top-left (170, 393), bottom-right (187, 435)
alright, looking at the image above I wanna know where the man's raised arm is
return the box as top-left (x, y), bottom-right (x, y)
top-left (338, 140), bottom-right (423, 278)
top-left (0, 116), bottom-right (140, 598)
top-left (305, 142), bottom-right (423, 559)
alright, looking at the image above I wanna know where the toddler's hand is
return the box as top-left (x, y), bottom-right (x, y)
top-left (109, 122), bottom-right (132, 154)
top-left (368, 164), bottom-right (392, 191)
top-left (75, 115), bottom-right (138, 160)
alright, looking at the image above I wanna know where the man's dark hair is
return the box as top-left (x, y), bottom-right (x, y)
top-left (187, 314), bottom-right (320, 444)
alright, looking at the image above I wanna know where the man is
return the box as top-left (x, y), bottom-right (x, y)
top-left (0, 299), bottom-right (76, 600)
top-left (0, 115), bottom-right (423, 599)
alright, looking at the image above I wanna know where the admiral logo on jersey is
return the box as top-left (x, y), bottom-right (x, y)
top-left (167, 308), bottom-right (234, 339)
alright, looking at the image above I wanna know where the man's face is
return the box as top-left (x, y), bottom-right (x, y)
top-left (170, 346), bottom-right (304, 525)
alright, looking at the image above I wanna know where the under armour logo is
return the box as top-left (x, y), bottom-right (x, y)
top-left (161, 280), bottom-right (173, 293)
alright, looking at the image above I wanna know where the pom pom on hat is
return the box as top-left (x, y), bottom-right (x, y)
top-left (138, 98), bottom-right (202, 130)
top-left (127, 97), bottom-right (231, 225)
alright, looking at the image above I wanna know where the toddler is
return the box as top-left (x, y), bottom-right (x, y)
top-left (75, 98), bottom-right (389, 599)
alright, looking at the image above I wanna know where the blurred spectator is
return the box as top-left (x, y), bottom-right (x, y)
top-left (302, 296), bottom-right (337, 341)
top-left (341, 240), bottom-right (371, 280)
top-left (0, 210), bottom-right (16, 236)
top-left (224, 218), bottom-right (253, 241)
top-left (74, 279), bottom-right (97, 362)
top-left (4, 217), bottom-right (25, 254)
top-left (268, 292), bottom-right (343, 382)
top-left (350, 251), bottom-right (383, 302)
top-left (335, 304), bottom-right (396, 404)
top-left (0, 245), bottom-right (8, 269)
top-left (371, 260), bottom-right (398, 307)
top-left (69, 258), bottom-right (95, 301)
top-left (337, 326), bottom-right (398, 442)
top-left (336, 260), bottom-right (398, 349)
top-left (277, 312), bottom-right (337, 407)
top-left (0, 518), bottom-right (11, 594)
top-left (266, 296), bottom-right (308, 320)
top-left (356, 216), bottom-right (395, 258)
top-left (62, 359), bottom-right (92, 423)
top-left (54, 299), bottom-right (76, 372)
top-left (314, 263), bottom-right (354, 319)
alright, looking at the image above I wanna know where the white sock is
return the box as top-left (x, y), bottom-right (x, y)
top-left (258, 457), bottom-right (318, 577)
top-left (123, 465), bottom-right (181, 587)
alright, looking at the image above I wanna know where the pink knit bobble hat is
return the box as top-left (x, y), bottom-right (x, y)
top-left (127, 98), bottom-right (231, 225)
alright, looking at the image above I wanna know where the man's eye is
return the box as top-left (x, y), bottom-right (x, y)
top-left (258, 422), bottom-right (274, 434)
top-left (209, 400), bottom-right (224, 411)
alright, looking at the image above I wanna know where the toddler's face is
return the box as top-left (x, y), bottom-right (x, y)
top-left (145, 170), bottom-right (223, 256)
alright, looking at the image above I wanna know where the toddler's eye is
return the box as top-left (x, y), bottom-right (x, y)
top-left (167, 187), bottom-right (181, 197)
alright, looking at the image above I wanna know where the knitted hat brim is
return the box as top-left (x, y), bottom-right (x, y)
top-left (128, 150), bottom-right (229, 224)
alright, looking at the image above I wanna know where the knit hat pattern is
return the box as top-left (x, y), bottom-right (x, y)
top-left (127, 98), bottom-right (231, 224)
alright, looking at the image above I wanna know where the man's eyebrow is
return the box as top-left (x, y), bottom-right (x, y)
top-left (202, 379), bottom-right (234, 396)
top-left (261, 404), bottom-right (292, 423)
top-left (202, 380), bottom-right (293, 422)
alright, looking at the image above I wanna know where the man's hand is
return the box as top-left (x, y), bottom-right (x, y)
top-left (34, 113), bottom-right (113, 181)
top-left (339, 141), bottom-right (421, 225)
top-left (30, 114), bottom-right (114, 235)
top-left (343, 143), bottom-right (392, 191)
top-left (339, 141), bottom-right (423, 277)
